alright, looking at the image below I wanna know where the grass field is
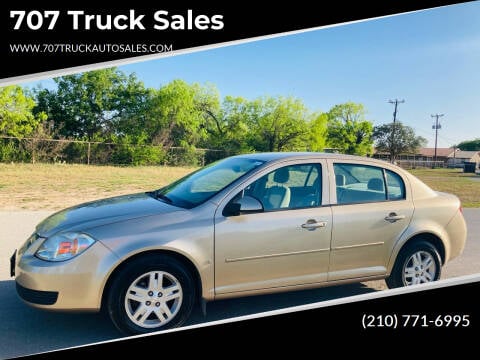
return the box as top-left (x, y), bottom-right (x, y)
top-left (0, 163), bottom-right (194, 210)
top-left (0, 163), bottom-right (478, 210)
top-left (409, 168), bottom-right (480, 208)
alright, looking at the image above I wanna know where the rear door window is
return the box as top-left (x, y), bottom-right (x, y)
top-left (386, 169), bottom-right (406, 200)
top-left (333, 163), bottom-right (387, 204)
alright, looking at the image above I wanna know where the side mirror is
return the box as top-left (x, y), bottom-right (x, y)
top-left (223, 196), bottom-right (264, 217)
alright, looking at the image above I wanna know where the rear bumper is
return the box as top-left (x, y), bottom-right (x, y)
top-left (445, 209), bottom-right (467, 262)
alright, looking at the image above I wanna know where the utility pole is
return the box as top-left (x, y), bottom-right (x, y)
top-left (388, 99), bottom-right (405, 163)
top-left (431, 113), bottom-right (444, 166)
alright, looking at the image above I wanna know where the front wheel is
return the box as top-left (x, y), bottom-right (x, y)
top-left (386, 241), bottom-right (442, 289)
top-left (107, 255), bottom-right (196, 335)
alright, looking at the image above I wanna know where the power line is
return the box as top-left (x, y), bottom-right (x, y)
top-left (431, 113), bottom-right (445, 164)
top-left (437, 133), bottom-right (461, 146)
top-left (413, 127), bottom-right (461, 147)
top-left (388, 99), bottom-right (405, 162)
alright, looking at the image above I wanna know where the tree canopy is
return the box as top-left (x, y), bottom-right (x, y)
top-left (457, 139), bottom-right (480, 151)
top-left (35, 69), bottom-right (147, 141)
top-left (0, 86), bottom-right (46, 137)
top-left (249, 97), bottom-right (310, 152)
top-left (0, 67), bottom-right (437, 166)
top-left (326, 102), bottom-right (374, 155)
top-left (373, 122), bottom-right (427, 161)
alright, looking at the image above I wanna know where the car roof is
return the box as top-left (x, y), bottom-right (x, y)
top-left (232, 152), bottom-right (384, 164)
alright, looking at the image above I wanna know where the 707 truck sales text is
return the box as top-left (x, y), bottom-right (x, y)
top-left (10, 10), bottom-right (224, 31)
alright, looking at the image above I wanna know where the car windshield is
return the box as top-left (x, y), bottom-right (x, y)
top-left (152, 157), bottom-right (265, 209)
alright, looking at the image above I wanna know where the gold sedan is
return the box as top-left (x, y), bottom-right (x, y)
top-left (11, 153), bottom-right (466, 334)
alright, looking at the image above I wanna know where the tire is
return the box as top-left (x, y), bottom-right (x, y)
top-left (107, 254), bottom-right (196, 335)
top-left (386, 240), bottom-right (442, 289)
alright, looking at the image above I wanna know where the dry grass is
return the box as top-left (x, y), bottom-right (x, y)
top-left (0, 164), bottom-right (478, 210)
top-left (0, 163), bottom-right (195, 210)
top-left (409, 168), bottom-right (480, 208)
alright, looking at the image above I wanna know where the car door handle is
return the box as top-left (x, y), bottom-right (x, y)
top-left (301, 220), bottom-right (327, 230)
top-left (384, 212), bottom-right (406, 223)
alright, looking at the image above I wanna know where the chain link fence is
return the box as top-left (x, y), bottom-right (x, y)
top-left (0, 136), bottom-right (228, 166)
top-left (373, 154), bottom-right (447, 169)
top-left (395, 160), bottom-right (446, 169)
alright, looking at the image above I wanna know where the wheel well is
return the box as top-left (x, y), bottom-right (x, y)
top-left (402, 233), bottom-right (446, 264)
top-left (101, 250), bottom-right (202, 311)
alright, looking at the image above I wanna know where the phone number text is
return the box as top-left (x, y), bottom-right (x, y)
top-left (361, 314), bottom-right (471, 329)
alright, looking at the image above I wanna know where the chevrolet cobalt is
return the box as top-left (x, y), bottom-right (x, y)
top-left (11, 153), bottom-right (466, 334)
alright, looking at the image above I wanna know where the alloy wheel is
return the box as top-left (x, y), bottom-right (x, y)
top-left (402, 251), bottom-right (437, 286)
top-left (124, 271), bottom-right (183, 328)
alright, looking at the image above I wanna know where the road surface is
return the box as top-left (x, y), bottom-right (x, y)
top-left (0, 209), bottom-right (478, 359)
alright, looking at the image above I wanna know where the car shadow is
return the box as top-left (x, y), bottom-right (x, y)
top-left (0, 280), bottom-right (119, 359)
top-left (0, 280), bottom-right (380, 358)
top-left (188, 282), bottom-right (379, 323)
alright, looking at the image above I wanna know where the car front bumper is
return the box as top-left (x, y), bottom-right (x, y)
top-left (14, 240), bottom-right (118, 311)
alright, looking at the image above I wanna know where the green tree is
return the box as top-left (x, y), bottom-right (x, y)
top-left (144, 80), bottom-right (216, 148)
top-left (457, 138), bottom-right (480, 151)
top-left (34, 68), bottom-right (147, 141)
top-left (110, 134), bottom-right (165, 165)
top-left (0, 86), bottom-right (46, 137)
top-left (308, 112), bottom-right (328, 151)
top-left (110, 75), bottom-right (152, 138)
top-left (202, 96), bottom-right (253, 154)
top-left (326, 102), bottom-right (373, 155)
top-left (250, 96), bottom-right (309, 152)
top-left (373, 122), bottom-right (427, 161)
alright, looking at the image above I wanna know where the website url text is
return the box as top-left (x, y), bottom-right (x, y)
top-left (10, 43), bottom-right (173, 54)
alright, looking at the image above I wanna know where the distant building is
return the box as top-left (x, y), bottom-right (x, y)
top-left (447, 150), bottom-right (480, 168)
top-left (373, 147), bottom-right (480, 169)
top-left (413, 147), bottom-right (454, 163)
top-left (373, 147), bottom-right (454, 168)
top-left (373, 147), bottom-right (454, 163)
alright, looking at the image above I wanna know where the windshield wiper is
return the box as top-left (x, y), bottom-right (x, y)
top-left (154, 191), bottom-right (173, 204)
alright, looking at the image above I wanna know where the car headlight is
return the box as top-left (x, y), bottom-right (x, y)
top-left (35, 232), bottom-right (96, 262)
top-left (19, 233), bottom-right (40, 254)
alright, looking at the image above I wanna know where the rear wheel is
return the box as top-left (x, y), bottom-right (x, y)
top-left (386, 241), bottom-right (442, 289)
top-left (107, 255), bottom-right (196, 335)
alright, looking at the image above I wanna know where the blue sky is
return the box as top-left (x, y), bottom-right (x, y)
top-left (26, 2), bottom-right (480, 148)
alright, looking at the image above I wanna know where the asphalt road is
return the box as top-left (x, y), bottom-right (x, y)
top-left (0, 209), bottom-right (478, 359)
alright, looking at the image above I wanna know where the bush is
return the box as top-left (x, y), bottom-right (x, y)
top-left (0, 137), bottom-right (220, 166)
top-left (111, 144), bottom-right (166, 165)
top-left (165, 145), bottom-right (203, 166)
top-left (0, 139), bottom-right (29, 162)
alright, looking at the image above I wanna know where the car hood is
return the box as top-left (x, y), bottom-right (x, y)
top-left (36, 192), bottom-right (181, 238)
